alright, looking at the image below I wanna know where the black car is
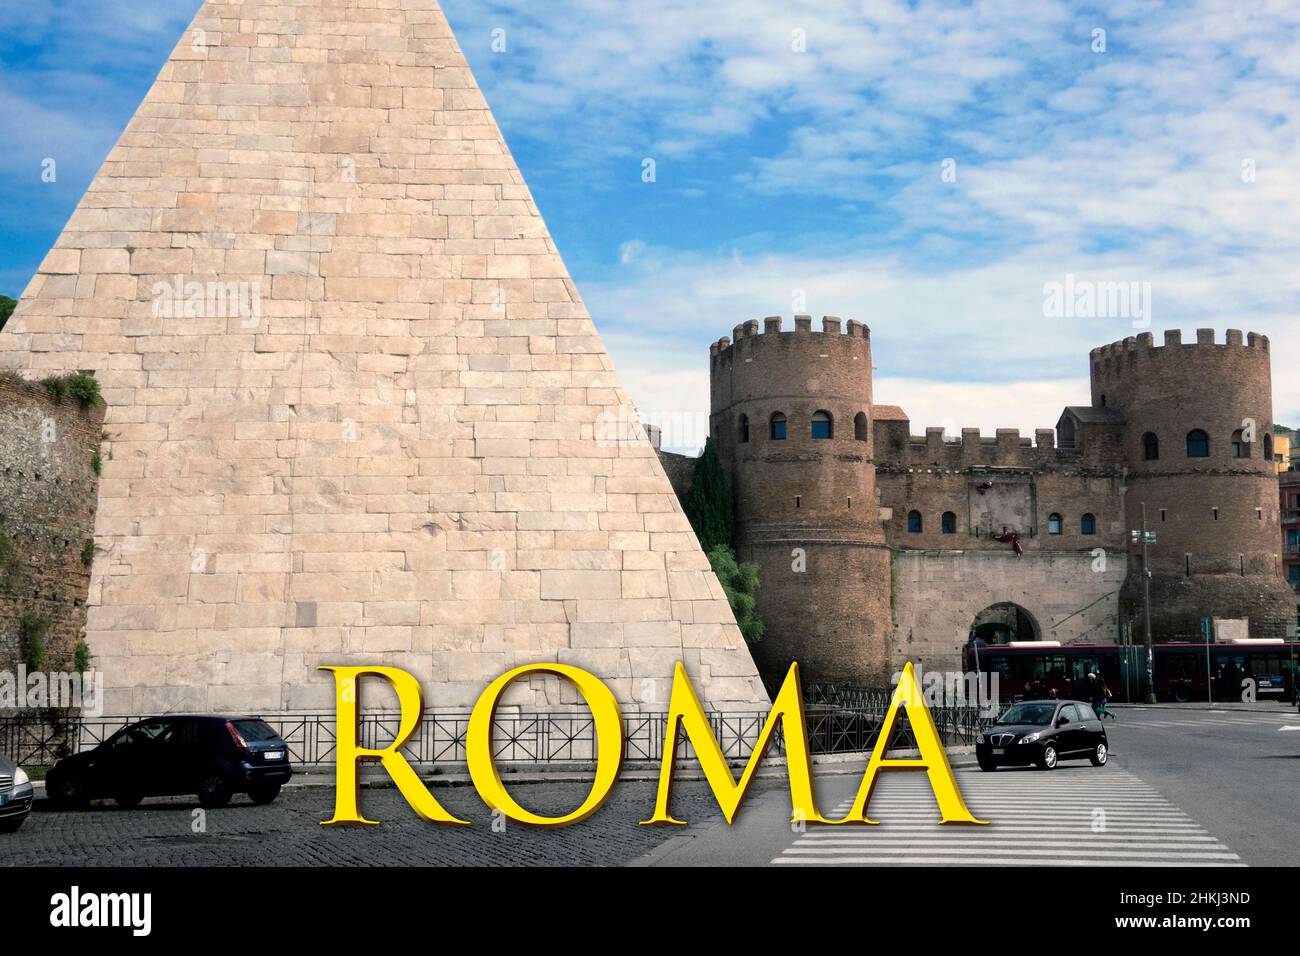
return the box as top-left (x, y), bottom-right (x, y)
top-left (976, 699), bottom-right (1109, 771)
top-left (46, 716), bottom-right (292, 809)
top-left (0, 754), bottom-right (35, 832)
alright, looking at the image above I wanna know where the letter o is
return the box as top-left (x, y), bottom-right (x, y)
top-left (466, 663), bottom-right (623, 827)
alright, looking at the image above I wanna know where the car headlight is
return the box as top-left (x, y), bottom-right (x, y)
top-left (976, 734), bottom-right (985, 745)
top-left (13, 767), bottom-right (29, 787)
top-left (1017, 733), bottom-right (1041, 744)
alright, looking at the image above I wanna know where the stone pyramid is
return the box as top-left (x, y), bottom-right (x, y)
top-left (0, 0), bottom-right (767, 715)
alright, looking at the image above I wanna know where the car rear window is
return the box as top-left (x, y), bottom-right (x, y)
top-left (231, 719), bottom-right (281, 742)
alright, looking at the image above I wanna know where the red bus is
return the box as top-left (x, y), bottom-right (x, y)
top-left (962, 639), bottom-right (1300, 704)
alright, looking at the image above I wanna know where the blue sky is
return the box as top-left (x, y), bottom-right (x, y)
top-left (3, 0), bottom-right (1299, 451)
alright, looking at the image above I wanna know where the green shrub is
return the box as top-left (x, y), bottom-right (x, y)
top-left (706, 544), bottom-right (764, 645)
top-left (19, 611), bottom-right (50, 671)
top-left (80, 538), bottom-right (97, 567)
top-left (0, 294), bottom-right (14, 332)
top-left (66, 371), bottom-right (103, 407)
top-left (74, 641), bottom-right (92, 675)
top-left (41, 376), bottom-right (70, 403)
top-left (91, 450), bottom-right (103, 477)
top-left (38, 372), bottom-right (103, 408)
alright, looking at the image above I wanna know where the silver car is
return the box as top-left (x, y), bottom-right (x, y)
top-left (0, 754), bottom-right (34, 832)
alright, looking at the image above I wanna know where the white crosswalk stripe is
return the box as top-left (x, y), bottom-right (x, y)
top-left (1124, 714), bottom-right (1295, 730)
top-left (772, 769), bottom-right (1242, 867)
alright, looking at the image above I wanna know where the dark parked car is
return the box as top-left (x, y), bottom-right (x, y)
top-left (976, 699), bottom-right (1108, 771)
top-left (0, 754), bottom-right (35, 832)
top-left (46, 716), bottom-right (292, 809)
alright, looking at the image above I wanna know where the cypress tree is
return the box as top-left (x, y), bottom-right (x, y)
top-left (683, 437), bottom-right (733, 553)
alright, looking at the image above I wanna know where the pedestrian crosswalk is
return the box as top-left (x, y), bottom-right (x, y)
top-left (772, 769), bottom-right (1242, 867)
top-left (1123, 712), bottom-right (1297, 731)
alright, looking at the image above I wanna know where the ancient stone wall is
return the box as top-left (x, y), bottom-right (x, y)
top-left (0, 374), bottom-right (104, 682)
top-left (697, 317), bottom-right (1296, 688)
top-left (890, 549), bottom-right (1127, 672)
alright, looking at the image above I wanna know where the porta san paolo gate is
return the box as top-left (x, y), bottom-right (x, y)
top-left (0, 0), bottom-right (769, 718)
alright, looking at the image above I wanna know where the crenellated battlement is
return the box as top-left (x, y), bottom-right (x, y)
top-left (710, 314), bottom-right (870, 361)
top-left (1090, 328), bottom-right (1270, 365)
top-left (877, 424), bottom-right (1107, 471)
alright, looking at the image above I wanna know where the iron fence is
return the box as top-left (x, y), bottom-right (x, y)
top-left (0, 695), bottom-right (992, 768)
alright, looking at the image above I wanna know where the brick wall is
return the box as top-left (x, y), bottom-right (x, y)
top-left (0, 373), bottom-right (104, 681)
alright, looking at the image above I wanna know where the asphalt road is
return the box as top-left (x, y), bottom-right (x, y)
top-left (1102, 702), bottom-right (1300, 866)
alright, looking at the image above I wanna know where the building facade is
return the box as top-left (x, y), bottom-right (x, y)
top-left (690, 317), bottom-right (1295, 686)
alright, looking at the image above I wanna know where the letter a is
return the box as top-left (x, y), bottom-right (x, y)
top-left (838, 661), bottom-right (986, 825)
top-left (641, 661), bottom-right (830, 826)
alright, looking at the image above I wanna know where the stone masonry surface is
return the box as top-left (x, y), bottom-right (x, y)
top-left (0, 0), bottom-right (768, 715)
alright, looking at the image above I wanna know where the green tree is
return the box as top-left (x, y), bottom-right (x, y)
top-left (0, 295), bottom-right (15, 332)
top-left (707, 544), bottom-right (764, 644)
top-left (683, 437), bottom-right (733, 553)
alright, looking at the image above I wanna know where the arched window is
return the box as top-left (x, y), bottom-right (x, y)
top-left (1048, 513), bottom-right (1063, 535)
top-left (941, 511), bottom-right (956, 534)
top-left (1187, 429), bottom-right (1210, 458)
top-left (1231, 429), bottom-right (1246, 459)
top-left (1081, 513), bottom-right (1096, 535)
top-left (770, 412), bottom-right (787, 441)
top-left (1143, 432), bottom-right (1159, 461)
top-left (811, 410), bottom-right (833, 440)
top-left (907, 510), bottom-right (923, 533)
top-left (1265, 433), bottom-right (1275, 462)
top-left (738, 414), bottom-right (749, 444)
top-left (854, 411), bottom-right (868, 442)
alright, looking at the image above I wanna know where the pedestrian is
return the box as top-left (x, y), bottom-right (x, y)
top-left (1093, 674), bottom-right (1114, 720)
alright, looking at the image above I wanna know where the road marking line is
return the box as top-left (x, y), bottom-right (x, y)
top-left (773, 857), bottom-right (1245, 867)
top-left (774, 769), bottom-right (1235, 867)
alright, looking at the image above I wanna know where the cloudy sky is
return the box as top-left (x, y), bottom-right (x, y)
top-left (3, 0), bottom-right (1298, 451)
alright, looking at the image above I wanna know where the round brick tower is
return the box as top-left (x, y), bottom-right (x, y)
top-left (1090, 329), bottom-right (1293, 642)
top-left (709, 315), bottom-right (892, 687)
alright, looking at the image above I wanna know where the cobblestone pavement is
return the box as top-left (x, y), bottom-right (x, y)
top-left (4, 779), bottom-right (782, 867)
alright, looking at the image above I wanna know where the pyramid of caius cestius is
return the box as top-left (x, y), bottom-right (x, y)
top-left (0, 0), bottom-right (768, 716)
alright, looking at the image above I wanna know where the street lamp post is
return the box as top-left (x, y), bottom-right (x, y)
top-left (1132, 504), bottom-right (1158, 704)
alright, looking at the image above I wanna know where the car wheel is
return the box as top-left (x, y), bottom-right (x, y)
top-left (197, 772), bottom-right (232, 809)
top-left (1174, 686), bottom-right (1190, 703)
top-left (114, 792), bottom-right (143, 809)
top-left (47, 773), bottom-right (89, 809)
top-left (977, 758), bottom-right (997, 772)
top-left (248, 783), bottom-right (281, 805)
top-left (0, 817), bottom-right (26, 833)
top-left (1036, 744), bottom-right (1059, 771)
top-left (1090, 742), bottom-right (1108, 767)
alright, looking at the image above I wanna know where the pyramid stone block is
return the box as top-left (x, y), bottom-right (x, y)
top-left (0, 0), bottom-right (768, 715)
